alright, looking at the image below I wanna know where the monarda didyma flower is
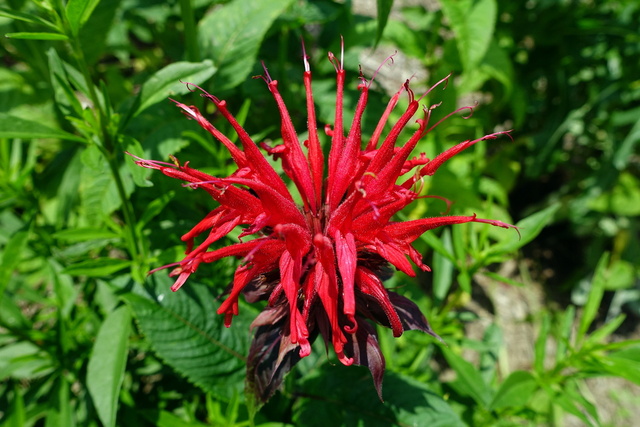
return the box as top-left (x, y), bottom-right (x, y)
top-left (132, 43), bottom-right (516, 403)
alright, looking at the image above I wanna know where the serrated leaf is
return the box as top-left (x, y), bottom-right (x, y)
top-left (293, 365), bottom-right (464, 427)
top-left (198, 0), bottom-right (294, 92)
top-left (87, 305), bottom-right (131, 427)
top-left (489, 370), bottom-right (537, 410)
top-left (123, 277), bottom-right (251, 400)
top-left (132, 60), bottom-right (216, 118)
top-left (5, 32), bottom-right (68, 40)
top-left (62, 258), bottom-right (131, 277)
top-left (0, 113), bottom-right (84, 142)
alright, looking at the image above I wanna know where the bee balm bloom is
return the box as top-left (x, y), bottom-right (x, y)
top-left (133, 46), bottom-right (516, 402)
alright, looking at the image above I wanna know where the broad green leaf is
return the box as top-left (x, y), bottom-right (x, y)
top-left (489, 370), bottom-right (537, 410)
top-left (65, 0), bottom-right (101, 36)
top-left (375, 0), bottom-right (394, 46)
top-left (441, 347), bottom-right (492, 408)
top-left (62, 258), bottom-right (131, 277)
top-left (5, 32), bottom-right (68, 40)
top-left (198, 0), bottom-right (294, 92)
top-left (132, 60), bottom-right (216, 118)
top-left (79, 0), bottom-right (122, 65)
top-left (87, 305), bottom-right (132, 427)
top-left (123, 276), bottom-right (252, 400)
top-left (440, 0), bottom-right (497, 70)
top-left (490, 203), bottom-right (560, 254)
top-left (598, 352), bottom-right (640, 385)
top-left (577, 252), bottom-right (608, 344)
top-left (0, 113), bottom-right (84, 142)
top-left (293, 365), bottom-right (464, 427)
top-left (79, 145), bottom-right (131, 223)
top-left (122, 136), bottom-right (153, 187)
top-left (53, 228), bottom-right (120, 243)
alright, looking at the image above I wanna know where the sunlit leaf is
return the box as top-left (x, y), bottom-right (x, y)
top-left (87, 305), bottom-right (131, 427)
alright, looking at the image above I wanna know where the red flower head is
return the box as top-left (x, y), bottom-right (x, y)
top-left (132, 43), bottom-right (516, 402)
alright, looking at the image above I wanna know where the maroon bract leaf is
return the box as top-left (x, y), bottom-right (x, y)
top-left (343, 318), bottom-right (386, 400)
top-left (134, 41), bottom-right (518, 403)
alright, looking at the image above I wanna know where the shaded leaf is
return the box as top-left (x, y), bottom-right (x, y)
top-left (0, 113), bottom-right (84, 142)
top-left (198, 0), bottom-right (294, 92)
top-left (62, 258), bottom-right (131, 277)
top-left (293, 365), bottom-right (464, 426)
top-left (375, 0), bottom-right (394, 46)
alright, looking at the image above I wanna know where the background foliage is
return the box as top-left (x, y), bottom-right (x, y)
top-left (1, 0), bottom-right (639, 426)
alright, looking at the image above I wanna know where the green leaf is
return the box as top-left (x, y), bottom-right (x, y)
top-left (132, 60), bottom-right (216, 118)
top-left (614, 116), bottom-right (640, 170)
top-left (139, 410), bottom-right (209, 427)
top-left (65, 0), bottom-right (101, 36)
top-left (62, 258), bottom-right (131, 277)
top-left (135, 191), bottom-right (175, 234)
top-left (198, 0), bottom-right (294, 92)
top-left (440, 0), bottom-right (497, 70)
top-left (53, 228), bottom-right (120, 243)
top-left (5, 32), bottom-right (68, 40)
top-left (122, 136), bottom-right (153, 187)
top-left (432, 229), bottom-right (454, 304)
top-left (293, 365), bottom-right (464, 426)
top-left (0, 113), bottom-right (84, 142)
top-left (375, 0), bottom-right (394, 46)
top-left (598, 351), bottom-right (640, 386)
top-left (45, 376), bottom-right (73, 427)
top-left (577, 252), bottom-right (608, 344)
top-left (0, 7), bottom-right (58, 30)
top-left (534, 312), bottom-right (550, 374)
top-left (87, 305), bottom-right (131, 427)
top-left (489, 370), bottom-right (538, 410)
top-left (123, 276), bottom-right (252, 400)
top-left (490, 203), bottom-right (560, 255)
top-left (441, 347), bottom-right (492, 408)
top-left (0, 225), bottom-right (30, 299)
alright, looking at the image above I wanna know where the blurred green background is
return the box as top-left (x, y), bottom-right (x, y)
top-left (1, 0), bottom-right (639, 426)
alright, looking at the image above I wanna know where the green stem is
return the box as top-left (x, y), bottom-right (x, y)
top-left (60, 8), bottom-right (147, 266)
top-left (179, 0), bottom-right (200, 62)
